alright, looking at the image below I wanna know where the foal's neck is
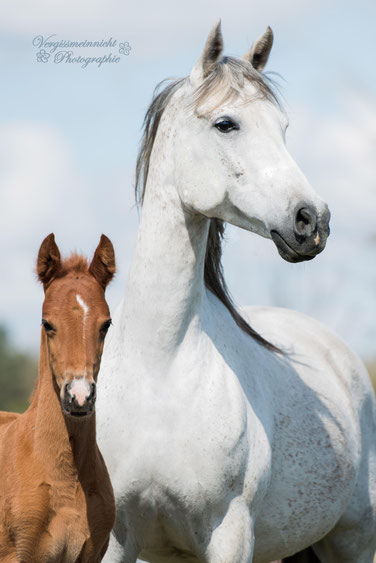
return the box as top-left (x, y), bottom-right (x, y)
top-left (30, 332), bottom-right (97, 478)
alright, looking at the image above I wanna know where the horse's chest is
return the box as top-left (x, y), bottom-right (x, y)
top-left (117, 378), bottom-right (270, 549)
top-left (132, 388), bottom-right (248, 482)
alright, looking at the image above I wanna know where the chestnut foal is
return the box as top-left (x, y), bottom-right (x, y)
top-left (0, 234), bottom-right (116, 562)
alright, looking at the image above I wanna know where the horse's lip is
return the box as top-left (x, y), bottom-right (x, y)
top-left (270, 230), bottom-right (315, 263)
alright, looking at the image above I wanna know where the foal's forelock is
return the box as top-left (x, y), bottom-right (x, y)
top-left (60, 255), bottom-right (90, 277)
top-left (135, 57), bottom-right (281, 354)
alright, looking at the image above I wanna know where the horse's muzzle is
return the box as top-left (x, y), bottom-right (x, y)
top-left (271, 203), bottom-right (331, 263)
top-left (62, 378), bottom-right (96, 418)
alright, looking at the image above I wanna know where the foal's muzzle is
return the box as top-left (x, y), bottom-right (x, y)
top-left (271, 203), bottom-right (331, 263)
top-left (62, 378), bottom-right (96, 418)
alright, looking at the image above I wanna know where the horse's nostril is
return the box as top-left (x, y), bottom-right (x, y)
top-left (294, 206), bottom-right (316, 239)
top-left (296, 208), bottom-right (313, 229)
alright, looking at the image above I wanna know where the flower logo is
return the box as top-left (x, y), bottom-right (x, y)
top-left (36, 49), bottom-right (50, 63)
top-left (119, 42), bottom-right (131, 56)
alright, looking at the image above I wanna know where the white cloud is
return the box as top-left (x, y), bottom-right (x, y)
top-left (0, 0), bottom-right (327, 61)
top-left (0, 122), bottom-right (138, 350)
top-left (0, 0), bottom-right (319, 33)
top-left (0, 124), bottom-right (81, 347)
top-left (288, 89), bottom-right (376, 226)
top-left (0, 123), bottom-right (73, 235)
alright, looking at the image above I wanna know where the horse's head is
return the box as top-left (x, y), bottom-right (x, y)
top-left (37, 233), bottom-right (115, 419)
top-left (164, 22), bottom-right (330, 262)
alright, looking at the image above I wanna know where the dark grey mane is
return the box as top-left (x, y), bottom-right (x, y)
top-left (135, 57), bottom-right (281, 353)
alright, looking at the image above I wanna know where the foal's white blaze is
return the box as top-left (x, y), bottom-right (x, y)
top-left (76, 294), bottom-right (89, 317)
top-left (76, 294), bottom-right (89, 341)
top-left (76, 294), bottom-right (89, 319)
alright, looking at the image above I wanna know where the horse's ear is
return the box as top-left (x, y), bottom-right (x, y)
top-left (190, 20), bottom-right (223, 85)
top-left (242, 26), bottom-right (273, 71)
top-left (37, 233), bottom-right (62, 290)
top-left (89, 235), bottom-right (116, 290)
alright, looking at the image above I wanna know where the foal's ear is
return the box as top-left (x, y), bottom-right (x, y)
top-left (37, 233), bottom-right (62, 290)
top-left (190, 20), bottom-right (223, 85)
top-left (242, 26), bottom-right (273, 71)
top-left (89, 235), bottom-right (116, 290)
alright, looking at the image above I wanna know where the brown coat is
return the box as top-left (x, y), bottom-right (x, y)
top-left (0, 234), bottom-right (116, 562)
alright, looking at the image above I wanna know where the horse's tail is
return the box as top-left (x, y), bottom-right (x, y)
top-left (281, 546), bottom-right (321, 562)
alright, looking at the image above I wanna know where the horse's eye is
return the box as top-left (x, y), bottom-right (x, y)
top-left (42, 319), bottom-right (55, 334)
top-left (214, 118), bottom-right (239, 133)
top-left (100, 319), bottom-right (112, 336)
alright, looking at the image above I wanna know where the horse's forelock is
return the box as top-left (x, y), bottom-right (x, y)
top-left (193, 56), bottom-right (279, 115)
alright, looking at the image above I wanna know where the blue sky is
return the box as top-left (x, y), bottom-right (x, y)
top-left (0, 0), bottom-right (375, 360)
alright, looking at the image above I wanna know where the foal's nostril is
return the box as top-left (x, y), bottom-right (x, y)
top-left (294, 206), bottom-right (317, 240)
top-left (89, 383), bottom-right (96, 399)
top-left (64, 383), bottom-right (72, 403)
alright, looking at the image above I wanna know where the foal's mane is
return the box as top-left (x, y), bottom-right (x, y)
top-left (135, 57), bottom-right (281, 353)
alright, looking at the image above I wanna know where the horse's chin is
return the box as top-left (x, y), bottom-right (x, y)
top-left (270, 230), bottom-right (318, 263)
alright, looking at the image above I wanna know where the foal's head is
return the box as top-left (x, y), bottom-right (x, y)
top-left (37, 233), bottom-right (115, 419)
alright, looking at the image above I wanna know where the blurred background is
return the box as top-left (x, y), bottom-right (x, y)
top-left (0, 0), bottom-right (375, 411)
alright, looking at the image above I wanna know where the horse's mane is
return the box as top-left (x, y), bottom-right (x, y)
top-left (135, 57), bottom-right (281, 353)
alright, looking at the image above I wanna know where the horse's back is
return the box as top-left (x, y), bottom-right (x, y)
top-left (242, 305), bottom-right (374, 411)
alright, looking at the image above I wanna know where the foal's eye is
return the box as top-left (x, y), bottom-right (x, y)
top-left (42, 319), bottom-right (55, 334)
top-left (100, 319), bottom-right (112, 336)
top-left (214, 118), bottom-right (239, 133)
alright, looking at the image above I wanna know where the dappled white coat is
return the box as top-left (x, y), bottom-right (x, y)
top-left (97, 23), bottom-right (376, 563)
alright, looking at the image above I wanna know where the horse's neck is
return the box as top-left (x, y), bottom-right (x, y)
top-left (28, 333), bottom-right (97, 478)
top-left (120, 168), bottom-right (209, 369)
